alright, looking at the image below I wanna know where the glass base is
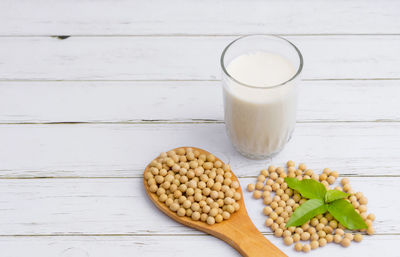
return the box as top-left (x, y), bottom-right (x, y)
top-left (234, 145), bottom-right (284, 160)
top-left (231, 133), bottom-right (293, 160)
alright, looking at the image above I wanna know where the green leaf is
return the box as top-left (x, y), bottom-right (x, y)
top-left (325, 190), bottom-right (349, 203)
top-left (286, 199), bottom-right (328, 227)
top-left (284, 178), bottom-right (327, 200)
top-left (327, 199), bottom-right (368, 230)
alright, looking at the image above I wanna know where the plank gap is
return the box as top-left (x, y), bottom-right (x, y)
top-left (0, 78), bottom-right (399, 82)
top-left (0, 174), bottom-right (399, 180)
top-left (0, 34), bottom-right (400, 38)
top-left (0, 120), bottom-right (400, 125)
top-left (0, 233), bottom-right (397, 237)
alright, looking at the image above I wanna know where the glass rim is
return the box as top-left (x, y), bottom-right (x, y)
top-left (220, 34), bottom-right (304, 89)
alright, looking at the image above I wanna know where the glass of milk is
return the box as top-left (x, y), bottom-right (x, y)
top-left (221, 35), bottom-right (303, 159)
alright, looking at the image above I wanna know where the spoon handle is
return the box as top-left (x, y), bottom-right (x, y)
top-left (215, 215), bottom-right (287, 257)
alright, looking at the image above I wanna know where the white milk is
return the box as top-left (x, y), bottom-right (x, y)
top-left (223, 51), bottom-right (298, 158)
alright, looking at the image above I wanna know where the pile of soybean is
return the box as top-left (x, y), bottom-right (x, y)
top-left (246, 161), bottom-right (375, 253)
top-left (145, 147), bottom-right (241, 225)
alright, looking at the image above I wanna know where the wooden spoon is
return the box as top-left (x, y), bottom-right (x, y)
top-left (144, 147), bottom-right (287, 257)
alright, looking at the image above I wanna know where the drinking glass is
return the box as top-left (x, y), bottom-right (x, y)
top-left (220, 35), bottom-right (303, 159)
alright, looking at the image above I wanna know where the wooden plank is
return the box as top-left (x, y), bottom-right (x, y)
top-left (0, 0), bottom-right (399, 35)
top-left (0, 123), bottom-right (399, 178)
top-left (0, 234), bottom-right (397, 257)
top-left (0, 177), bottom-right (396, 236)
top-left (0, 36), bottom-right (399, 81)
top-left (0, 80), bottom-right (399, 124)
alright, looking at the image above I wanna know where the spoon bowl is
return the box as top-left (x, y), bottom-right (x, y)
top-left (144, 147), bottom-right (287, 257)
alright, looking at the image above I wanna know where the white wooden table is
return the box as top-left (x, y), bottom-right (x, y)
top-left (0, 1), bottom-right (399, 256)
